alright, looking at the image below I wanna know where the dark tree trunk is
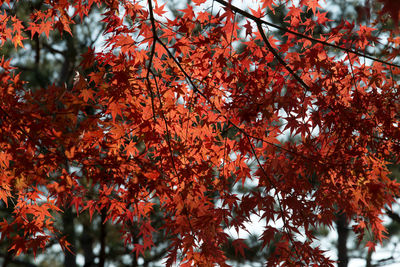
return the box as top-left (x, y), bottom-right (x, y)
top-left (59, 28), bottom-right (77, 87)
top-left (1, 250), bottom-right (11, 267)
top-left (63, 207), bottom-right (77, 267)
top-left (366, 249), bottom-right (373, 267)
top-left (98, 209), bottom-right (107, 267)
top-left (81, 216), bottom-right (96, 267)
top-left (336, 213), bottom-right (349, 267)
top-left (131, 257), bottom-right (138, 267)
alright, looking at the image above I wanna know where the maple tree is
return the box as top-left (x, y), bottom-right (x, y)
top-left (0, 0), bottom-right (400, 266)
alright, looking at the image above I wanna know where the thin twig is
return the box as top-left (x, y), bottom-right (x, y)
top-left (214, 0), bottom-right (400, 69)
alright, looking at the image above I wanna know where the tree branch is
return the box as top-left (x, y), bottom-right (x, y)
top-left (386, 209), bottom-right (400, 224)
top-left (214, 0), bottom-right (400, 68)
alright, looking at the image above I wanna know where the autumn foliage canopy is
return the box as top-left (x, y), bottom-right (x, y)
top-left (0, 0), bottom-right (400, 265)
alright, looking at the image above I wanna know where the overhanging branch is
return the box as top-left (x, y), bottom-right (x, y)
top-left (215, 0), bottom-right (400, 69)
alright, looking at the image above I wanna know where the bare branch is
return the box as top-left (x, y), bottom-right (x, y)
top-left (215, 0), bottom-right (400, 68)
